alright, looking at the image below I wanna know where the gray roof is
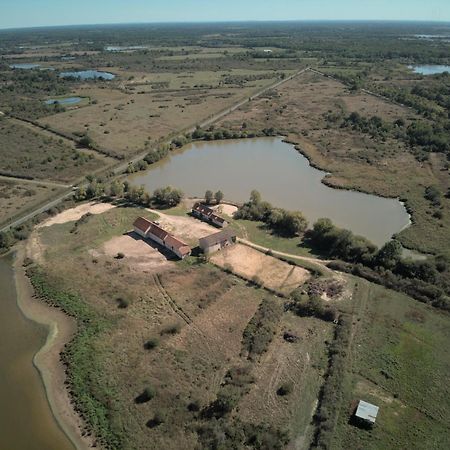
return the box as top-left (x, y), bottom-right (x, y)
top-left (355, 400), bottom-right (379, 423)
top-left (199, 228), bottom-right (237, 248)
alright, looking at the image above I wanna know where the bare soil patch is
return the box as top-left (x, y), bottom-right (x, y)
top-left (148, 208), bottom-right (217, 245)
top-left (39, 202), bottom-right (116, 228)
top-left (211, 244), bottom-right (310, 294)
top-left (212, 203), bottom-right (238, 217)
top-left (92, 234), bottom-right (174, 272)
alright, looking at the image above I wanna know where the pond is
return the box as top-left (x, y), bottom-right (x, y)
top-left (44, 97), bottom-right (83, 105)
top-left (0, 254), bottom-right (74, 450)
top-left (10, 63), bottom-right (40, 69)
top-left (128, 137), bottom-right (410, 247)
top-left (409, 65), bottom-right (450, 75)
top-left (59, 70), bottom-right (115, 80)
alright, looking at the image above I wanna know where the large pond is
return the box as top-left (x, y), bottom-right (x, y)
top-left (410, 65), bottom-right (450, 75)
top-left (59, 70), bottom-right (115, 80)
top-left (0, 254), bottom-right (74, 450)
top-left (128, 137), bottom-right (410, 247)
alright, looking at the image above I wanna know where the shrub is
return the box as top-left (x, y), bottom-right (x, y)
top-left (115, 252), bottom-right (125, 259)
top-left (277, 382), bottom-right (293, 396)
top-left (116, 297), bottom-right (129, 309)
top-left (144, 338), bottom-right (159, 350)
top-left (160, 322), bottom-right (181, 335)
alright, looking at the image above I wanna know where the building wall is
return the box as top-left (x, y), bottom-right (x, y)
top-left (202, 242), bottom-right (221, 254)
top-left (134, 226), bottom-right (148, 238)
top-left (147, 233), bottom-right (165, 246)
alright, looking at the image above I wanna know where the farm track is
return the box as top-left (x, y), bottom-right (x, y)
top-left (152, 273), bottom-right (192, 325)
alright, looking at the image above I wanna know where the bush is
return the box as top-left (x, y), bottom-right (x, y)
top-left (276, 382), bottom-right (293, 396)
top-left (115, 252), bottom-right (125, 259)
top-left (160, 322), bottom-right (181, 335)
top-left (144, 338), bottom-right (159, 350)
top-left (116, 297), bottom-right (129, 309)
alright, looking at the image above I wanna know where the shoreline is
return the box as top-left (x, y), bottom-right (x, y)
top-left (13, 243), bottom-right (93, 450)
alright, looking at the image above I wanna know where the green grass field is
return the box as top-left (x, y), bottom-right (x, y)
top-left (333, 280), bottom-right (450, 450)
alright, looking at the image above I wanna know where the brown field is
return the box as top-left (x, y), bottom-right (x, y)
top-left (38, 70), bottom-right (284, 156)
top-left (0, 119), bottom-right (105, 182)
top-left (0, 179), bottom-right (61, 224)
top-left (211, 244), bottom-right (310, 294)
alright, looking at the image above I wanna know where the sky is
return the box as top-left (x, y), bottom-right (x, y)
top-left (0, 0), bottom-right (449, 29)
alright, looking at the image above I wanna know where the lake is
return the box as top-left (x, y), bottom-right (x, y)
top-left (410, 65), bottom-right (450, 75)
top-left (59, 70), bottom-right (115, 80)
top-left (44, 97), bottom-right (83, 105)
top-left (128, 137), bottom-right (410, 247)
top-left (0, 254), bottom-right (74, 450)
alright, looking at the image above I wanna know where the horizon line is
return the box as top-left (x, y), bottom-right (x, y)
top-left (2, 18), bottom-right (450, 32)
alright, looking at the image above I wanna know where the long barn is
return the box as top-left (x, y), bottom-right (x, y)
top-left (133, 217), bottom-right (191, 259)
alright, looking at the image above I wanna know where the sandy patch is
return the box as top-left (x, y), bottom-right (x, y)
top-left (212, 203), bottom-right (238, 218)
top-left (93, 234), bottom-right (174, 272)
top-left (39, 202), bottom-right (116, 228)
top-left (147, 209), bottom-right (217, 243)
top-left (211, 244), bottom-right (310, 294)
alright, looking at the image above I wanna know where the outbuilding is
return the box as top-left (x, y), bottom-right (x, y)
top-left (199, 228), bottom-right (237, 255)
top-left (192, 202), bottom-right (228, 228)
top-left (354, 400), bottom-right (379, 427)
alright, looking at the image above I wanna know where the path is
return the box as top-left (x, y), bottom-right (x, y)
top-left (238, 238), bottom-right (333, 274)
top-left (0, 174), bottom-right (71, 188)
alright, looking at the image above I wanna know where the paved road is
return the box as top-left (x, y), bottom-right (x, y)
top-left (0, 67), bottom-right (308, 233)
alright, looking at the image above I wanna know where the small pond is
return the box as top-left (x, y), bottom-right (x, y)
top-left (59, 70), bottom-right (115, 80)
top-left (128, 137), bottom-right (410, 247)
top-left (10, 63), bottom-right (40, 69)
top-left (409, 65), bottom-right (450, 75)
top-left (44, 97), bottom-right (83, 105)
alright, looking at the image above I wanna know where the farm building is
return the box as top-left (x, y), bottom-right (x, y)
top-left (354, 400), bottom-right (379, 427)
top-left (133, 217), bottom-right (191, 259)
top-left (192, 202), bottom-right (228, 228)
top-left (199, 228), bottom-right (237, 255)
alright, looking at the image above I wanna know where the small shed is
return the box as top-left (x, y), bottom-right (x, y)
top-left (199, 228), bottom-right (237, 255)
top-left (354, 400), bottom-right (379, 426)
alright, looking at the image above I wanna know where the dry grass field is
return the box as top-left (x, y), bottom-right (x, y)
top-left (37, 70), bottom-right (286, 157)
top-left (0, 179), bottom-right (62, 224)
top-left (211, 244), bottom-right (311, 294)
top-left (218, 70), bottom-right (450, 254)
top-left (0, 119), bottom-right (104, 182)
top-left (27, 204), bottom-right (330, 450)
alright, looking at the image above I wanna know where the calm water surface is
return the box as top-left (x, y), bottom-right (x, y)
top-left (128, 137), bottom-right (410, 246)
top-left (410, 65), bottom-right (450, 75)
top-left (59, 70), bottom-right (115, 80)
top-left (0, 254), bottom-right (74, 450)
top-left (10, 63), bottom-right (40, 69)
top-left (44, 97), bottom-right (83, 105)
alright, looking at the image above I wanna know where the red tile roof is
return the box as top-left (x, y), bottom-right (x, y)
top-left (147, 222), bottom-right (169, 241)
top-left (133, 217), bottom-right (153, 234)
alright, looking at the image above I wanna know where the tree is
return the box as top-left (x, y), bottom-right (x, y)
top-left (375, 240), bottom-right (403, 269)
top-left (214, 190), bottom-right (224, 204)
top-left (152, 186), bottom-right (183, 207)
top-left (205, 190), bottom-right (214, 205)
top-left (283, 211), bottom-right (308, 235)
top-left (250, 190), bottom-right (261, 205)
top-left (0, 231), bottom-right (14, 249)
top-left (109, 180), bottom-right (124, 198)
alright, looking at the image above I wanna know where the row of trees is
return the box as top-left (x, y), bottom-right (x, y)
top-left (234, 190), bottom-right (308, 237)
top-left (204, 190), bottom-right (223, 205)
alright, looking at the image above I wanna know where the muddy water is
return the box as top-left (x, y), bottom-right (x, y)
top-left (128, 137), bottom-right (410, 246)
top-left (0, 254), bottom-right (74, 450)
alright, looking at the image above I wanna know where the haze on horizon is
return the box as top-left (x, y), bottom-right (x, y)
top-left (1, 0), bottom-right (450, 30)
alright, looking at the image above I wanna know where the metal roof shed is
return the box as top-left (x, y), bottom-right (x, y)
top-left (355, 400), bottom-right (379, 424)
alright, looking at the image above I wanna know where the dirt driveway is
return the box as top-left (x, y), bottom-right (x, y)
top-left (211, 244), bottom-right (310, 295)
